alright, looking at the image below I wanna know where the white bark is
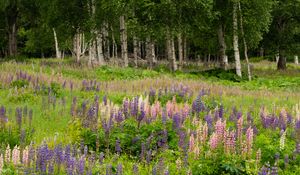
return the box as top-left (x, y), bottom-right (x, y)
top-left (53, 28), bottom-right (61, 59)
top-left (183, 36), bottom-right (187, 61)
top-left (233, 1), bottom-right (242, 77)
top-left (295, 55), bottom-right (299, 65)
top-left (217, 24), bottom-right (228, 69)
top-left (276, 53), bottom-right (279, 63)
top-left (146, 37), bottom-right (156, 69)
top-left (120, 15), bottom-right (128, 67)
top-left (238, 2), bottom-right (251, 81)
top-left (73, 31), bottom-right (88, 63)
top-left (178, 33), bottom-right (183, 70)
top-left (96, 31), bottom-right (104, 65)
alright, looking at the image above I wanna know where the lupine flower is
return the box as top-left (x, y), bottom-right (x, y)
top-left (132, 164), bottom-right (139, 174)
top-left (280, 130), bottom-right (286, 151)
top-left (106, 164), bottom-right (112, 175)
top-left (115, 139), bottom-right (122, 154)
top-left (16, 107), bottom-right (22, 128)
top-left (271, 166), bottom-right (278, 175)
top-left (284, 154), bottom-right (289, 168)
top-left (117, 163), bottom-right (123, 175)
top-left (246, 127), bottom-right (253, 156)
top-left (209, 133), bottom-right (218, 150)
top-left (0, 154), bottom-right (3, 174)
top-left (256, 149), bottom-right (261, 166)
top-left (99, 152), bottom-right (104, 164)
top-left (173, 113), bottom-right (181, 130)
top-left (77, 156), bottom-right (85, 175)
top-left (237, 117), bottom-right (243, 146)
top-left (140, 142), bottom-right (146, 161)
top-left (146, 150), bottom-right (152, 164)
top-left (215, 119), bottom-right (226, 142)
top-left (5, 145), bottom-right (11, 163)
top-left (12, 146), bottom-right (20, 165)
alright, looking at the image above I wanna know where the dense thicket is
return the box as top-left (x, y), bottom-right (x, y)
top-left (0, 0), bottom-right (299, 73)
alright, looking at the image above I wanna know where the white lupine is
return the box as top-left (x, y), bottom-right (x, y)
top-left (5, 145), bottom-right (10, 163)
top-left (0, 154), bottom-right (3, 174)
top-left (280, 130), bottom-right (286, 151)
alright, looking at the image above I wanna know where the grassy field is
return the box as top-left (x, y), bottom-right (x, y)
top-left (0, 58), bottom-right (300, 174)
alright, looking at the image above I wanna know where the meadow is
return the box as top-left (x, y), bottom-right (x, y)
top-left (0, 58), bottom-right (300, 174)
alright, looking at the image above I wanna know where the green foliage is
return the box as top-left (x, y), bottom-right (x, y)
top-left (10, 80), bottom-right (29, 88)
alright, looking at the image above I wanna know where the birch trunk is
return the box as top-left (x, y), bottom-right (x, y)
top-left (217, 24), bottom-right (228, 70)
top-left (96, 32), bottom-right (104, 65)
top-left (53, 28), bottom-right (61, 59)
top-left (294, 55), bottom-right (298, 65)
top-left (178, 33), bottom-right (183, 70)
top-left (233, 1), bottom-right (242, 77)
top-left (120, 15), bottom-right (128, 67)
top-left (166, 29), bottom-right (177, 71)
top-left (171, 37), bottom-right (177, 71)
top-left (133, 35), bottom-right (138, 67)
top-left (238, 2), bottom-right (251, 81)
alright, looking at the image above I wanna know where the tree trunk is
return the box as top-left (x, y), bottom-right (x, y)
top-left (120, 15), bottom-right (128, 67)
top-left (178, 33), bottom-right (183, 70)
top-left (8, 20), bottom-right (17, 57)
top-left (53, 28), bottom-right (61, 59)
top-left (217, 24), bottom-right (228, 70)
top-left (277, 50), bottom-right (286, 70)
top-left (238, 2), bottom-right (251, 81)
top-left (133, 35), bottom-right (138, 67)
top-left (183, 36), bottom-right (187, 61)
top-left (233, 1), bottom-right (242, 77)
top-left (166, 29), bottom-right (177, 71)
top-left (260, 47), bottom-right (264, 57)
top-left (294, 55), bottom-right (298, 65)
top-left (96, 31), bottom-right (104, 65)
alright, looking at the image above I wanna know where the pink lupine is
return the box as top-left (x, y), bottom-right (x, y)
top-left (22, 146), bottom-right (29, 165)
top-left (182, 103), bottom-right (190, 118)
top-left (189, 134), bottom-right (196, 153)
top-left (215, 119), bottom-right (226, 143)
top-left (202, 123), bottom-right (208, 144)
top-left (209, 133), bottom-right (219, 150)
top-left (256, 149), bottom-right (261, 166)
top-left (12, 146), bottom-right (20, 165)
top-left (237, 117), bottom-right (243, 146)
top-left (246, 127), bottom-right (254, 156)
top-left (225, 130), bottom-right (236, 154)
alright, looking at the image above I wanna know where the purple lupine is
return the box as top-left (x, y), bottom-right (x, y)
top-left (271, 166), bottom-right (278, 175)
top-left (219, 105), bottom-right (224, 119)
top-left (162, 109), bottom-right (167, 125)
top-left (16, 107), bottom-right (22, 128)
top-left (132, 164), bottom-right (139, 174)
top-left (77, 156), bottom-right (85, 175)
top-left (178, 130), bottom-right (186, 150)
top-left (66, 157), bottom-right (75, 175)
top-left (172, 113), bottom-right (181, 130)
top-left (284, 154), bottom-right (289, 167)
top-left (106, 164), bottom-right (112, 175)
top-left (152, 166), bottom-right (157, 175)
top-left (258, 165), bottom-right (270, 175)
top-left (36, 144), bottom-right (49, 173)
top-left (205, 114), bottom-right (213, 130)
top-left (99, 152), bottom-right (104, 164)
top-left (54, 144), bottom-right (64, 166)
top-left (65, 145), bottom-right (71, 163)
top-left (123, 98), bottom-right (129, 118)
top-left (116, 163), bottom-right (123, 175)
top-left (48, 160), bottom-right (54, 175)
top-left (164, 169), bottom-right (170, 175)
top-left (84, 145), bottom-right (88, 157)
top-left (140, 143), bottom-right (146, 161)
top-left (115, 139), bottom-right (122, 154)
top-left (247, 112), bottom-right (253, 124)
top-left (103, 95), bottom-right (107, 106)
top-left (115, 109), bottom-right (124, 124)
top-left (71, 97), bottom-right (77, 117)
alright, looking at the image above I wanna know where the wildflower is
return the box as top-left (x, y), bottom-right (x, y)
top-left (209, 133), bottom-right (218, 150)
top-left (117, 163), bottom-right (123, 175)
top-left (280, 130), bottom-right (286, 151)
top-left (132, 164), bottom-right (139, 174)
top-left (246, 127), bottom-right (253, 156)
top-left (115, 139), bottom-right (122, 154)
top-left (5, 145), bottom-right (11, 163)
